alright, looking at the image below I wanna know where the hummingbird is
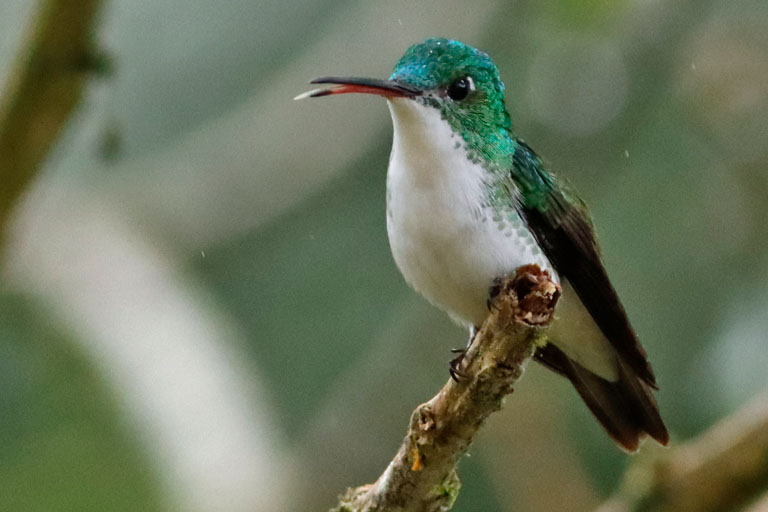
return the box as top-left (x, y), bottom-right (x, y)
top-left (296, 38), bottom-right (668, 451)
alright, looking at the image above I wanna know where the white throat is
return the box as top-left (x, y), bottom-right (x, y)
top-left (383, 98), bottom-right (620, 381)
top-left (384, 98), bottom-right (553, 326)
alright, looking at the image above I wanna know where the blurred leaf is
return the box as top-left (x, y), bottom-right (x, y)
top-left (195, 143), bottom-right (409, 436)
top-left (0, 294), bottom-right (166, 512)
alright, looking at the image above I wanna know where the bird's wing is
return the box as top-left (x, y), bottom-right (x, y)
top-left (534, 343), bottom-right (668, 451)
top-left (511, 139), bottom-right (656, 387)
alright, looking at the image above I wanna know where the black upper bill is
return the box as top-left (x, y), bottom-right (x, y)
top-left (294, 77), bottom-right (421, 100)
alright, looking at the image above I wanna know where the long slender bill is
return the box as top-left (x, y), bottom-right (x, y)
top-left (294, 77), bottom-right (420, 100)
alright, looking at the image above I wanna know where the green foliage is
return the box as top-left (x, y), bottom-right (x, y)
top-left (2, 0), bottom-right (768, 510)
top-left (0, 295), bottom-right (166, 511)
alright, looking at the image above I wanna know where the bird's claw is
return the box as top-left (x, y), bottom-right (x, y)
top-left (487, 277), bottom-right (503, 310)
top-left (449, 350), bottom-right (466, 382)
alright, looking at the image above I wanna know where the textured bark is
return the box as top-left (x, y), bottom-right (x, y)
top-left (598, 392), bottom-right (768, 512)
top-left (0, 0), bottom-right (104, 241)
top-left (331, 264), bottom-right (560, 512)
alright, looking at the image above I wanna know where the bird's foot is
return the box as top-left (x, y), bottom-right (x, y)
top-left (448, 326), bottom-right (479, 382)
top-left (449, 350), bottom-right (466, 382)
top-left (486, 277), bottom-right (504, 310)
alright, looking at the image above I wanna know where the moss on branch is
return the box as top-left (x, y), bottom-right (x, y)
top-left (331, 264), bottom-right (560, 512)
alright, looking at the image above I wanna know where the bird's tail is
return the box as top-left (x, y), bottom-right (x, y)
top-left (535, 343), bottom-right (669, 452)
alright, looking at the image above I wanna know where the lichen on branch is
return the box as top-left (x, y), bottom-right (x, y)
top-left (331, 264), bottom-right (560, 512)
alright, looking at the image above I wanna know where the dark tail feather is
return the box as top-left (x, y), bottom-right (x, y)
top-left (535, 344), bottom-right (669, 452)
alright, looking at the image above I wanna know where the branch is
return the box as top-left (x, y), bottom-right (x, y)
top-left (598, 391), bottom-right (768, 512)
top-left (331, 264), bottom-right (560, 512)
top-left (0, 0), bottom-right (104, 241)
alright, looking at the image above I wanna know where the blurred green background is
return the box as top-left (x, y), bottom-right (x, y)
top-left (1, 0), bottom-right (767, 510)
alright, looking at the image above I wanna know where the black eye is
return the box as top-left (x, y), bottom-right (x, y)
top-left (446, 76), bottom-right (475, 101)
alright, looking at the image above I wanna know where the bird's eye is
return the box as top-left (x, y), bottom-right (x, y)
top-left (446, 76), bottom-right (475, 101)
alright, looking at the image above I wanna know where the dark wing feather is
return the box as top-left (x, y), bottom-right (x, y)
top-left (512, 140), bottom-right (657, 387)
top-left (535, 344), bottom-right (669, 451)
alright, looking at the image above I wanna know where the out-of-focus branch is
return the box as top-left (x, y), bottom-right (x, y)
top-left (0, 0), bottom-right (104, 241)
top-left (331, 265), bottom-right (560, 512)
top-left (598, 392), bottom-right (768, 512)
top-left (745, 490), bottom-right (768, 512)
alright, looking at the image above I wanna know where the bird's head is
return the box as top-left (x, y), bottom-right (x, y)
top-left (296, 38), bottom-right (513, 141)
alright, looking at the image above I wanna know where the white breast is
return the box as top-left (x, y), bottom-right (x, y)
top-left (385, 98), bottom-right (554, 327)
top-left (384, 98), bottom-right (619, 380)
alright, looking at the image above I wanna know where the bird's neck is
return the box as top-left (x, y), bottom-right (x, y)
top-left (388, 98), bottom-right (516, 176)
top-left (387, 98), bottom-right (520, 223)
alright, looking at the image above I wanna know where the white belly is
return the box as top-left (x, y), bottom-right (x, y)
top-left (385, 99), bottom-right (554, 326)
top-left (384, 98), bottom-right (619, 381)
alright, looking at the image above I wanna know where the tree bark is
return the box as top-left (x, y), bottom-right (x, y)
top-left (331, 264), bottom-right (560, 512)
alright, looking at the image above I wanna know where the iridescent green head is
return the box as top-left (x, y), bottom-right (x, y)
top-left (298, 38), bottom-right (515, 166)
top-left (389, 38), bottom-right (511, 134)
